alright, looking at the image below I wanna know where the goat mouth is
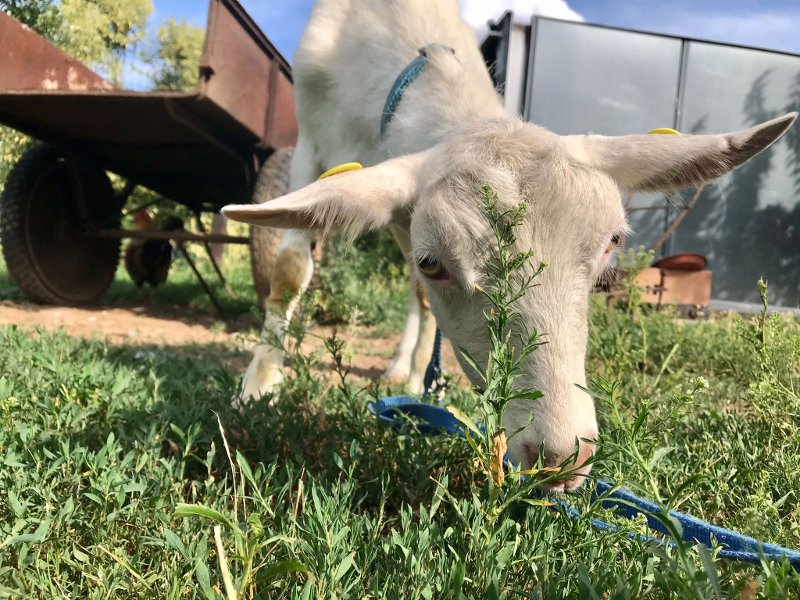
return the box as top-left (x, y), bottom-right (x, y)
top-left (538, 467), bottom-right (592, 492)
top-left (522, 445), bottom-right (595, 492)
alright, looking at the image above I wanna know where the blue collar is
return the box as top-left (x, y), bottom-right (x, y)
top-left (380, 44), bottom-right (454, 140)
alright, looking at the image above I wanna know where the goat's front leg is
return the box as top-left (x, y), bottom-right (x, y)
top-left (383, 270), bottom-right (422, 385)
top-left (240, 229), bottom-right (315, 401)
top-left (384, 225), bottom-right (436, 390)
top-left (240, 135), bottom-right (319, 402)
top-left (405, 280), bottom-right (437, 394)
top-left (383, 274), bottom-right (436, 393)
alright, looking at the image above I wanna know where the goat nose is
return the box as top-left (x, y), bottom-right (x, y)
top-left (524, 438), bottom-right (596, 492)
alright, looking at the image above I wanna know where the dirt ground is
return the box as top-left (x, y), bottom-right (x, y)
top-left (0, 300), bottom-right (466, 385)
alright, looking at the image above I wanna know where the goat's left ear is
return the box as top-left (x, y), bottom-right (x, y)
top-left (222, 151), bottom-right (427, 237)
top-left (573, 112), bottom-right (797, 192)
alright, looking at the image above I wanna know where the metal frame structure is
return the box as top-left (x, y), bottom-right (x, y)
top-left (0, 0), bottom-right (296, 211)
top-left (483, 12), bottom-right (800, 121)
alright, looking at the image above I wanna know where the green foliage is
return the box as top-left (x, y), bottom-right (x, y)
top-left (312, 229), bottom-right (408, 332)
top-left (1, 185), bottom-right (800, 596)
top-left (0, 127), bottom-right (29, 193)
top-left (174, 447), bottom-right (313, 598)
top-left (0, 0), bottom-right (62, 40)
top-left (440, 186), bottom-right (575, 595)
top-left (588, 280), bottom-right (800, 551)
top-left (616, 245), bottom-right (656, 315)
top-left (147, 18), bottom-right (205, 91)
top-left (58, 0), bottom-right (152, 83)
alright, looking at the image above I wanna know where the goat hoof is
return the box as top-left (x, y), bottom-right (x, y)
top-left (382, 361), bottom-right (411, 385)
top-left (238, 368), bottom-right (283, 404)
top-left (380, 373), bottom-right (409, 387)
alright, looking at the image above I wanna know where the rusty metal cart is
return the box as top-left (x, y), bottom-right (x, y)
top-left (0, 0), bottom-right (296, 305)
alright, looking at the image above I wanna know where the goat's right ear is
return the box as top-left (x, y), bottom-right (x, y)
top-left (222, 152), bottom-right (427, 238)
top-left (571, 112), bottom-right (797, 192)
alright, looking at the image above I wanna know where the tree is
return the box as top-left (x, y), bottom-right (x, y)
top-left (0, 0), bottom-right (62, 40)
top-left (148, 18), bottom-right (205, 91)
top-left (57, 0), bottom-right (153, 84)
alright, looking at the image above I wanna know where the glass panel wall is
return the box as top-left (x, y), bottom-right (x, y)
top-left (526, 20), bottom-right (683, 252)
top-left (524, 19), bottom-right (800, 307)
top-left (526, 20), bottom-right (682, 136)
top-left (674, 42), bottom-right (800, 307)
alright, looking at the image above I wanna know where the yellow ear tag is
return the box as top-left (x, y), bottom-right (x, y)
top-left (647, 127), bottom-right (681, 135)
top-left (647, 128), bottom-right (684, 184)
top-left (317, 162), bottom-right (364, 180)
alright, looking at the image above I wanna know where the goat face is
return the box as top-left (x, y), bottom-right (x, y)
top-left (223, 112), bottom-right (797, 490)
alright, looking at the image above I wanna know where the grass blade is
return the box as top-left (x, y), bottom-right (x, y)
top-left (214, 525), bottom-right (238, 600)
top-left (256, 560), bottom-right (314, 585)
top-left (174, 503), bottom-right (234, 529)
top-left (446, 406), bottom-right (481, 437)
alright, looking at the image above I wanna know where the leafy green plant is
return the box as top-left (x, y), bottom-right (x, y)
top-left (174, 424), bottom-right (312, 599)
top-left (312, 230), bottom-right (407, 331)
top-left (1, 187), bottom-right (800, 596)
top-left (446, 186), bottom-right (562, 492)
top-left (617, 245), bottom-right (656, 316)
top-left (434, 185), bottom-right (553, 595)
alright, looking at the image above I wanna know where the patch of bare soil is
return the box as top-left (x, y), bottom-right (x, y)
top-left (0, 300), bottom-right (235, 345)
top-left (0, 300), bottom-right (466, 385)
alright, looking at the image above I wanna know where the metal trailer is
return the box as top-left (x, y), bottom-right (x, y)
top-left (0, 0), bottom-right (296, 306)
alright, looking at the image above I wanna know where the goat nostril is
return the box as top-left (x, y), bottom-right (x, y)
top-left (523, 445), bottom-right (541, 469)
top-left (523, 439), bottom-right (597, 491)
top-left (576, 441), bottom-right (596, 466)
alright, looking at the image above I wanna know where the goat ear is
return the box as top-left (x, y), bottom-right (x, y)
top-left (222, 152), bottom-right (427, 237)
top-left (575, 112), bottom-right (797, 192)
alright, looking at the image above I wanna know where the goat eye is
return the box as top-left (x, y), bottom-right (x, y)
top-left (606, 234), bottom-right (621, 254)
top-left (417, 256), bottom-right (447, 279)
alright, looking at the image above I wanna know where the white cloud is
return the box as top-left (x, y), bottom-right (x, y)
top-left (459, 0), bottom-right (583, 39)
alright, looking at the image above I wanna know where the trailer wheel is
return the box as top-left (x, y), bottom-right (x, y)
top-left (249, 147), bottom-right (292, 307)
top-left (0, 144), bottom-right (122, 304)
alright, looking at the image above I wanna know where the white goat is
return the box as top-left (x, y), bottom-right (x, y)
top-left (223, 0), bottom-right (797, 490)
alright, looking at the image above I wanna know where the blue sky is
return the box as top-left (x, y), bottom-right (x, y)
top-left (571, 0), bottom-right (800, 55)
top-left (151, 0), bottom-right (314, 60)
top-left (152, 0), bottom-right (800, 61)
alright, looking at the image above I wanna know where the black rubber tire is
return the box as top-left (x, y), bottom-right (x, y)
top-left (0, 144), bottom-right (121, 304)
top-left (249, 147), bottom-right (293, 307)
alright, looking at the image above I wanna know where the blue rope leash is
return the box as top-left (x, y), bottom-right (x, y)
top-left (381, 44), bottom-right (454, 140)
top-left (368, 395), bottom-right (800, 568)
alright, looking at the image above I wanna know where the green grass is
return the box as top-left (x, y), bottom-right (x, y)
top-left (2, 297), bottom-right (799, 598)
top-left (589, 295), bottom-right (800, 550)
top-left (1, 224), bottom-right (800, 596)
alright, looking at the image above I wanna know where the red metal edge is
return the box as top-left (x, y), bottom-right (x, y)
top-left (0, 11), bottom-right (114, 92)
top-left (200, 0), bottom-right (292, 84)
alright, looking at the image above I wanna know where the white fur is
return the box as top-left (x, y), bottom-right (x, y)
top-left (224, 0), bottom-right (797, 490)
